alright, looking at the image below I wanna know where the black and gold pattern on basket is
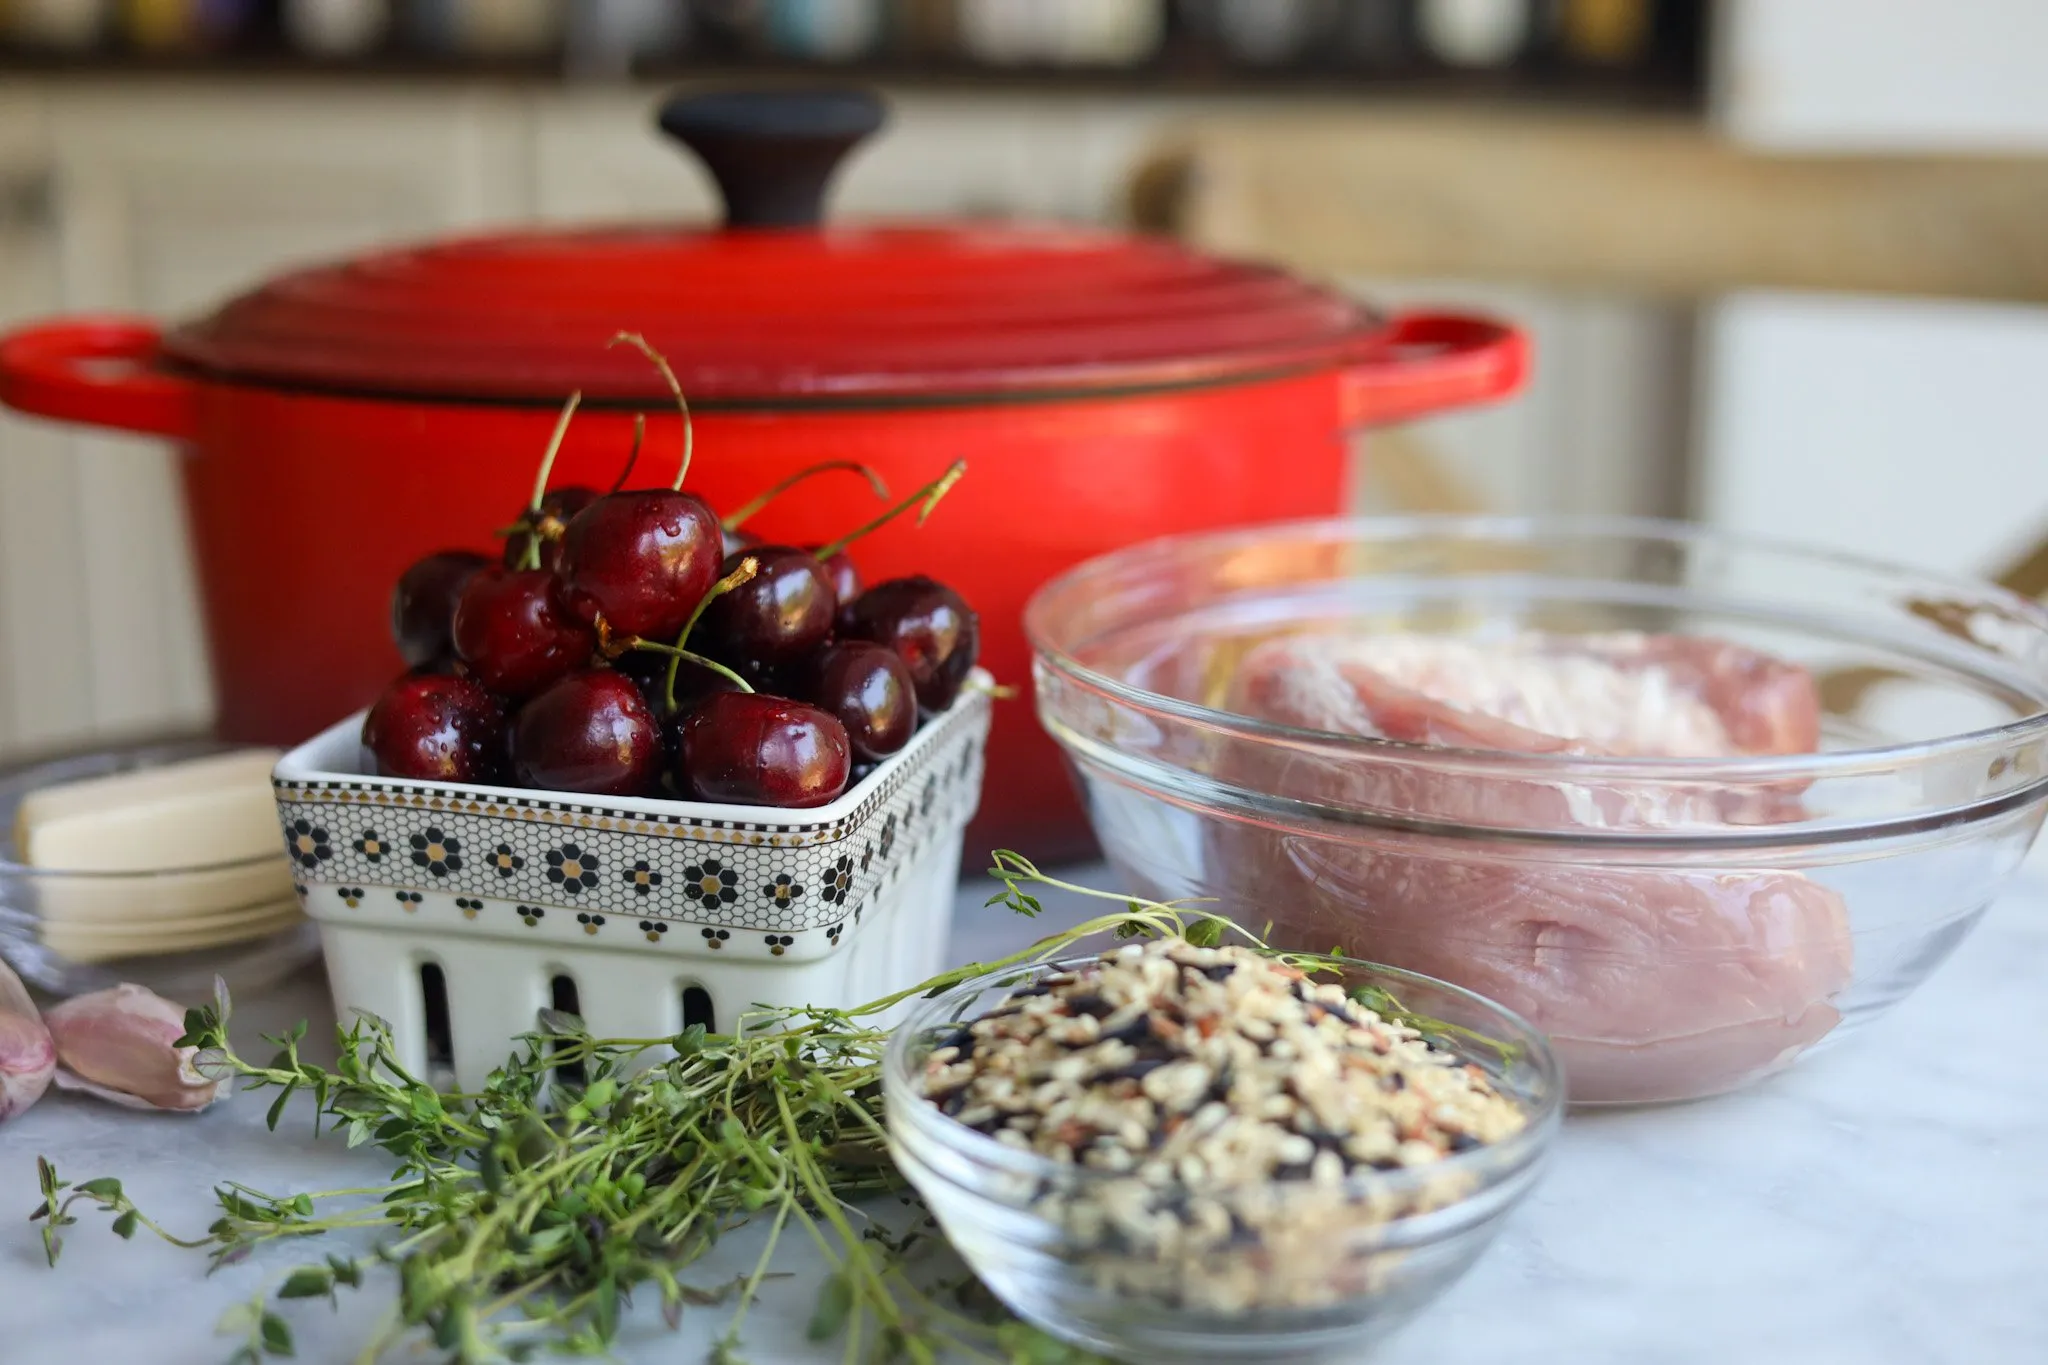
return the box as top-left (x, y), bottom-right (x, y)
top-left (285, 819), bottom-right (333, 869)
top-left (274, 696), bottom-right (987, 935)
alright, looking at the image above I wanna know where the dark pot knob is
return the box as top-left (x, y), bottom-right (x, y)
top-left (657, 89), bottom-right (887, 230)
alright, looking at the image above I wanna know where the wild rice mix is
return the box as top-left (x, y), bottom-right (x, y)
top-left (915, 938), bottom-right (1528, 1313)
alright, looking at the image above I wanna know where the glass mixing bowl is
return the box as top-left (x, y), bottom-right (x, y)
top-left (885, 955), bottom-right (1562, 1362)
top-left (1025, 517), bottom-right (2048, 1105)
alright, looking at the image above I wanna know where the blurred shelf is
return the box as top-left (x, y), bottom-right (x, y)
top-left (0, 0), bottom-right (1707, 108)
top-left (1137, 107), bottom-right (2048, 305)
top-left (0, 59), bottom-right (1703, 111)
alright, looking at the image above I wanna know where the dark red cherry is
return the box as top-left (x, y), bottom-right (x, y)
top-left (451, 568), bottom-right (594, 699)
top-left (677, 692), bottom-right (850, 808)
top-left (363, 673), bottom-right (506, 784)
top-left (723, 525), bottom-right (761, 557)
top-left (842, 576), bottom-right (979, 714)
top-left (503, 485), bottom-right (600, 571)
top-left (391, 550), bottom-right (491, 668)
top-left (557, 489), bottom-right (723, 642)
top-left (801, 544), bottom-right (862, 615)
top-left (510, 669), bottom-right (663, 797)
top-left (701, 547), bottom-right (837, 664)
top-left (808, 641), bottom-right (916, 761)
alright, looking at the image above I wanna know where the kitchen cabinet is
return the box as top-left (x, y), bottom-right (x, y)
top-left (0, 85), bottom-right (89, 756)
top-left (0, 81), bottom-right (536, 761)
top-left (1697, 0), bottom-right (2048, 586)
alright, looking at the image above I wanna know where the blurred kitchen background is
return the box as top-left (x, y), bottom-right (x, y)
top-left (0, 0), bottom-right (2044, 760)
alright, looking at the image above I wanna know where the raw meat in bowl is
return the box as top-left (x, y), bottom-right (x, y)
top-left (1218, 630), bottom-right (1853, 1104)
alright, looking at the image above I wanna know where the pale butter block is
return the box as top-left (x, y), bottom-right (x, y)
top-left (39, 898), bottom-right (305, 964)
top-left (17, 748), bottom-right (285, 872)
top-left (30, 861), bottom-right (300, 928)
top-left (17, 748), bottom-right (298, 931)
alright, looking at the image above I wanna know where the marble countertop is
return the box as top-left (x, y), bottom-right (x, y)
top-left (4, 865), bottom-right (2046, 1365)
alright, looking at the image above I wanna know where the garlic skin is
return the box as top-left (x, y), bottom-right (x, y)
top-left (0, 958), bottom-right (57, 1122)
top-left (44, 983), bottom-right (225, 1114)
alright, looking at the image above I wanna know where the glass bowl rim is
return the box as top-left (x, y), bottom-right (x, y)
top-left (1023, 512), bottom-right (2048, 782)
top-left (883, 950), bottom-right (1565, 1200)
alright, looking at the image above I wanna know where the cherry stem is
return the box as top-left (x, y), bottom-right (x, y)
top-left (648, 555), bottom-right (761, 712)
top-left (628, 637), bottom-right (753, 691)
top-left (527, 391), bottom-right (584, 515)
top-left (721, 462), bottom-right (891, 532)
top-left (607, 332), bottom-right (694, 492)
top-left (519, 390), bottom-right (584, 571)
top-left (608, 414), bottom-right (646, 495)
top-left (811, 460), bottom-right (967, 563)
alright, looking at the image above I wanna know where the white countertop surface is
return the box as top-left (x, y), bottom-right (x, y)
top-left (4, 864), bottom-right (2046, 1365)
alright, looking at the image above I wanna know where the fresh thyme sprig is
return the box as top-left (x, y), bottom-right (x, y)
top-left (30, 856), bottom-right (1246, 1365)
top-left (26, 855), bottom-right (1500, 1364)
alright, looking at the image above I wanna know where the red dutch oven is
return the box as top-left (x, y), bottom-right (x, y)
top-left (0, 90), bottom-right (1525, 863)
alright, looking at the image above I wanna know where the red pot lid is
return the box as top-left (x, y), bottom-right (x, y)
top-left (160, 91), bottom-right (1388, 408)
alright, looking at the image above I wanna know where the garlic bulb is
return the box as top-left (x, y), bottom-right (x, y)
top-left (0, 958), bottom-right (56, 1122)
top-left (45, 983), bottom-right (225, 1114)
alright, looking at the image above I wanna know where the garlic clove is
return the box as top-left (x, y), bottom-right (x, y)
top-left (44, 983), bottom-right (226, 1115)
top-left (0, 958), bottom-right (57, 1122)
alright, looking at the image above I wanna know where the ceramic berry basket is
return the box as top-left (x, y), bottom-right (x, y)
top-left (271, 677), bottom-right (990, 1088)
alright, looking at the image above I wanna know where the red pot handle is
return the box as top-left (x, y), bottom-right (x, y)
top-left (1338, 311), bottom-right (1529, 428)
top-left (0, 317), bottom-right (197, 440)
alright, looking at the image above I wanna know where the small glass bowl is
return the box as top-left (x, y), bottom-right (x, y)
top-left (884, 955), bottom-right (1563, 1363)
top-left (0, 737), bottom-right (316, 999)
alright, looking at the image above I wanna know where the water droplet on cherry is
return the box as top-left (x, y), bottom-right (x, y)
top-left (807, 640), bottom-right (916, 760)
top-left (557, 489), bottom-right (723, 642)
top-left (451, 567), bottom-right (594, 699)
top-left (803, 544), bottom-right (862, 614)
top-left (701, 547), bottom-right (837, 664)
top-left (841, 576), bottom-right (979, 714)
top-left (677, 692), bottom-right (850, 808)
top-left (364, 674), bottom-right (506, 783)
top-left (511, 669), bottom-right (663, 798)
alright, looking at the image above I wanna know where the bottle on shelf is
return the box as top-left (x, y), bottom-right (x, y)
top-left (894, 0), bottom-right (954, 60)
top-left (1207, 0), bottom-right (1340, 68)
top-left (283, 0), bottom-right (392, 58)
top-left (956, 0), bottom-right (1035, 66)
top-left (764, 0), bottom-right (885, 64)
top-left (1557, 0), bottom-right (1650, 67)
top-left (565, 0), bottom-right (686, 77)
top-left (447, 0), bottom-right (562, 58)
top-left (1416, 0), bottom-right (1529, 69)
top-left (5, 0), bottom-right (112, 50)
top-left (121, 0), bottom-right (198, 50)
top-left (1046, 0), bottom-right (1163, 68)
